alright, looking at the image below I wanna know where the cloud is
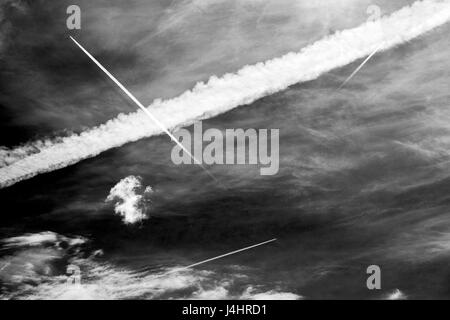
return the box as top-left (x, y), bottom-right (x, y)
top-left (241, 286), bottom-right (302, 300)
top-left (1, 251), bottom-right (299, 300)
top-left (189, 286), bottom-right (302, 300)
top-left (105, 175), bottom-right (152, 224)
top-left (1, 231), bottom-right (300, 300)
top-left (190, 286), bottom-right (230, 300)
top-left (1, 231), bottom-right (86, 248)
top-left (0, 232), bottom-right (88, 290)
top-left (386, 289), bottom-right (407, 300)
top-left (1, 0), bottom-right (450, 189)
top-left (5, 263), bottom-right (301, 300)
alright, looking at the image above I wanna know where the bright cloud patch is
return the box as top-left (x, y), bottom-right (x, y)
top-left (386, 289), bottom-right (407, 300)
top-left (105, 176), bottom-right (153, 225)
top-left (241, 286), bottom-right (302, 300)
top-left (1, 231), bottom-right (86, 248)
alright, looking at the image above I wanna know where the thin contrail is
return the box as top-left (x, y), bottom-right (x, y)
top-left (69, 36), bottom-right (220, 184)
top-left (157, 238), bottom-right (277, 277)
top-left (0, 262), bottom-right (10, 273)
top-left (339, 44), bottom-right (382, 89)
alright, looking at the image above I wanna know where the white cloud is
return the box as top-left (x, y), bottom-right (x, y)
top-left (241, 286), bottom-right (302, 300)
top-left (105, 176), bottom-right (153, 224)
top-left (1, 231), bottom-right (86, 248)
top-left (386, 289), bottom-right (407, 300)
top-left (1, 231), bottom-right (302, 300)
top-left (190, 286), bottom-right (230, 300)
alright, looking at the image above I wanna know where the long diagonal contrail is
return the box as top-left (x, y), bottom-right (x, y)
top-left (339, 44), bottom-right (382, 89)
top-left (150, 238), bottom-right (277, 278)
top-left (69, 36), bottom-right (220, 184)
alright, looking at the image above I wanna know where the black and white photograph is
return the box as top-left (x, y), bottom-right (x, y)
top-left (0, 0), bottom-right (450, 305)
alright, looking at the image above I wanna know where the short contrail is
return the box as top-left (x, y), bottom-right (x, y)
top-left (160, 238), bottom-right (277, 276)
top-left (339, 44), bottom-right (381, 89)
top-left (70, 36), bottom-right (220, 184)
top-left (0, 262), bottom-right (10, 273)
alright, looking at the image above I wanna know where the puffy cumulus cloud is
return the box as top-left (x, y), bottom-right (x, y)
top-left (2, 0), bottom-right (450, 189)
top-left (105, 175), bottom-right (153, 224)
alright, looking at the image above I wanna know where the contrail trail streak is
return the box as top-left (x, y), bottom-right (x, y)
top-left (159, 238), bottom-right (277, 276)
top-left (339, 44), bottom-right (381, 89)
top-left (0, 262), bottom-right (10, 273)
top-left (69, 36), bottom-right (220, 184)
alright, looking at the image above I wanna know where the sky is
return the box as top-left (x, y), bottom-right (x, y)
top-left (1, 0), bottom-right (450, 300)
top-left (0, 0), bottom-right (414, 145)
